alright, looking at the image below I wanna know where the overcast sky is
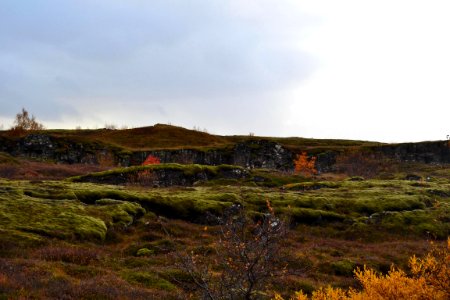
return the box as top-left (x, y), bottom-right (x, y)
top-left (1, 1), bottom-right (449, 142)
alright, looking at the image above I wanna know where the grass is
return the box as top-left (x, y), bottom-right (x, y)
top-left (0, 123), bottom-right (384, 153)
top-left (0, 163), bottom-right (449, 298)
top-left (5, 124), bottom-right (230, 151)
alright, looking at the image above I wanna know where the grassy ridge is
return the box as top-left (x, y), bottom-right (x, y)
top-left (1, 123), bottom-right (381, 151)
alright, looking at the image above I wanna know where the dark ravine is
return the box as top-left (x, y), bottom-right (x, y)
top-left (1, 133), bottom-right (449, 172)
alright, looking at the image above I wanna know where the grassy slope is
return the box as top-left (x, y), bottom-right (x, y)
top-left (223, 135), bottom-right (383, 153)
top-left (0, 123), bottom-right (381, 151)
top-left (43, 124), bottom-right (230, 150)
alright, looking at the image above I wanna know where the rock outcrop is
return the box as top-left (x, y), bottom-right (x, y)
top-left (71, 164), bottom-right (249, 187)
top-left (132, 140), bottom-right (295, 171)
top-left (373, 141), bottom-right (450, 164)
top-left (1, 133), bottom-right (449, 173)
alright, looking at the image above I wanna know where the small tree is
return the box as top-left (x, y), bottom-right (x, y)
top-left (172, 203), bottom-right (289, 300)
top-left (10, 108), bottom-right (45, 131)
top-left (294, 152), bottom-right (317, 176)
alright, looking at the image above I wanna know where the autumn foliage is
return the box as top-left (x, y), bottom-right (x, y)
top-left (142, 155), bottom-right (161, 165)
top-left (294, 152), bottom-right (317, 176)
top-left (276, 238), bottom-right (450, 300)
top-left (10, 108), bottom-right (45, 132)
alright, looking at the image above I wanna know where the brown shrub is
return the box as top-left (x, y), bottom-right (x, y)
top-left (335, 150), bottom-right (395, 178)
top-left (0, 160), bottom-right (108, 180)
top-left (127, 169), bottom-right (157, 186)
top-left (35, 245), bottom-right (100, 265)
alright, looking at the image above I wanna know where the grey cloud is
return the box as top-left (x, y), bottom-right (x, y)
top-left (0, 0), bottom-right (316, 126)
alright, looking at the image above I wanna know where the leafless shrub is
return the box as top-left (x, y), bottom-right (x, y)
top-left (104, 123), bottom-right (117, 130)
top-left (169, 203), bottom-right (291, 300)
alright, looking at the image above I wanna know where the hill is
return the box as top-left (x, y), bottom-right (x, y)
top-left (1, 123), bottom-right (380, 151)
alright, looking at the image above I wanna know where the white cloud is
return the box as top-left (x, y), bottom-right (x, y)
top-left (281, 0), bottom-right (450, 142)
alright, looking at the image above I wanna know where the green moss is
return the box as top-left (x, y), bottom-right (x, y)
top-left (23, 189), bottom-right (77, 200)
top-left (249, 169), bottom-right (307, 187)
top-left (121, 271), bottom-right (177, 291)
top-left (378, 209), bottom-right (450, 239)
top-left (74, 189), bottom-right (144, 204)
top-left (283, 181), bottom-right (340, 191)
top-left (286, 207), bottom-right (346, 224)
top-left (136, 248), bottom-right (154, 256)
top-left (1, 176), bottom-right (449, 245)
top-left (330, 259), bottom-right (357, 276)
top-left (0, 180), bottom-right (150, 242)
top-left (159, 269), bottom-right (195, 284)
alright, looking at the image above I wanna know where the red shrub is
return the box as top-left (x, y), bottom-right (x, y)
top-left (142, 155), bottom-right (161, 166)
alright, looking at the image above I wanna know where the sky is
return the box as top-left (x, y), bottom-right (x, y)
top-left (0, 0), bottom-right (449, 142)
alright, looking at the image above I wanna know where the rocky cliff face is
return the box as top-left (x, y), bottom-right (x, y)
top-left (373, 141), bottom-right (450, 164)
top-left (0, 134), bottom-right (296, 170)
top-left (132, 140), bottom-right (295, 171)
top-left (0, 133), bottom-right (125, 165)
top-left (1, 133), bottom-right (449, 172)
top-left (72, 165), bottom-right (249, 187)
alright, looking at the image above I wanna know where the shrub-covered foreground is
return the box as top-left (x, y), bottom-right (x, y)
top-left (0, 169), bottom-right (449, 298)
top-left (276, 239), bottom-right (449, 299)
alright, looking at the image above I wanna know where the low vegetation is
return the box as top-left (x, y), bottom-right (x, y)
top-left (276, 239), bottom-right (449, 299)
top-left (0, 160), bottom-right (449, 298)
top-left (0, 120), bottom-right (449, 298)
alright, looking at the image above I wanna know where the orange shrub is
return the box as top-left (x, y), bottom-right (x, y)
top-left (294, 152), bottom-right (317, 176)
top-left (276, 238), bottom-right (449, 300)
